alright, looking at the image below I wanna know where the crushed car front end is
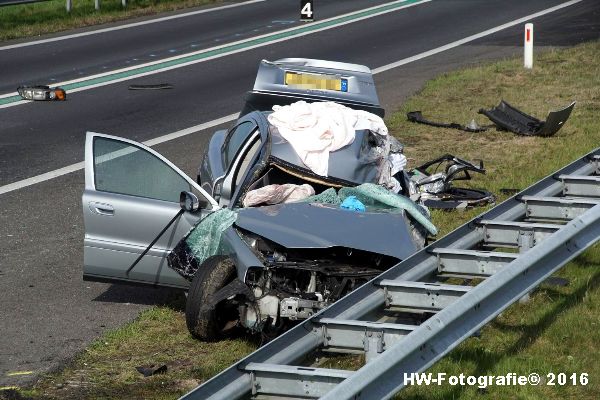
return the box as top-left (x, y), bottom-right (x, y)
top-left (168, 199), bottom-right (426, 338)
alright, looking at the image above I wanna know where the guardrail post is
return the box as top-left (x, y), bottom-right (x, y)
top-left (95, 0), bottom-right (100, 10)
top-left (122, 0), bottom-right (126, 7)
top-left (66, 0), bottom-right (71, 12)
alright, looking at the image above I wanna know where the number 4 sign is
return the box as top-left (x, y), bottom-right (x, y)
top-left (300, 0), bottom-right (314, 21)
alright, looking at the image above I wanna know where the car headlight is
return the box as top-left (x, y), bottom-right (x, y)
top-left (18, 85), bottom-right (66, 101)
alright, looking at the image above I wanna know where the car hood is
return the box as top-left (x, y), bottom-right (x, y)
top-left (234, 202), bottom-right (417, 260)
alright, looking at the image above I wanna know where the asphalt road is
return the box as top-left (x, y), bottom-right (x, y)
top-left (3, 0), bottom-right (600, 185)
top-left (0, 0), bottom-right (598, 387)
top-left (0, 0), bottom-right (396, 94)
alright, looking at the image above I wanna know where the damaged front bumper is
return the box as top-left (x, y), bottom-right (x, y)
top-left (479, 100), bottom-right (575, 137)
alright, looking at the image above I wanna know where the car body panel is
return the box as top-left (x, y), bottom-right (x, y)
top-left (234, 202), bottom-right (417, 260)
top-left (254, 58), bottom-right (379, 105)
top-left (83, 191), bottom-right (201, 288)
top-left (82, 132), bottom-right (217, 288)
top-left (220, 227), bottom-right (266, 280)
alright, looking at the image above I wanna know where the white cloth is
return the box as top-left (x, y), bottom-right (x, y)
top-left (267, 101), bottom-right (388, 176)
top-left (243, 184), bottom-right (315, 207)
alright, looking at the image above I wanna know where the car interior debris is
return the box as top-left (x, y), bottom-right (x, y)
top-left (409, 154), bottom-right (495, 209)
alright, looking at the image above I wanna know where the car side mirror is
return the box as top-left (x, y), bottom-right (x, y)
top-left (180, 191), bottom-right (205, 212)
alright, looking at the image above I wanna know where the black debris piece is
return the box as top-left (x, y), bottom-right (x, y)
top-left (407, 111), bottom-right (489, 133)
top-left (167, 240), bottom-right (200, 280)
top-left (128, 83), bottom-right (173, 90)
top-left (135, 364), bottom-right (168, 377)
top-left (478, 100), bottom-right (575, 137)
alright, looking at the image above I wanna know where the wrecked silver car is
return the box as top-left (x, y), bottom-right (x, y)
top-left (82, 59), bottom-right (435, 341)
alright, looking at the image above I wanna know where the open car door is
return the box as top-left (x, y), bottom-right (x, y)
top-left (82, 132), bottom-right (218, 288)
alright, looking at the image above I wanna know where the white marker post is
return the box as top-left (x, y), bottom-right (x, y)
top-left (524, 23), bottom-right (534, 69)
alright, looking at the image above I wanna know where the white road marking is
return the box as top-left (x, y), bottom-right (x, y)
top-left (0, 162), bottom-right (85, 196)
top-left (143, 113), bottom-right (238, 147)
top-left (1, 99), bottom-right (28, 108)
top-left (372, 0), bottom-right (582, 74)
top-left (0, 0), bottom-right (266, 51)
top-left (0, 0), bottom-right (583, 195)
top-left (0, 114), bottom-right (238, 196)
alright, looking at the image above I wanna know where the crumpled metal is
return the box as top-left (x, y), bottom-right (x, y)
top-left (358, 132), bottom-right (406, 192)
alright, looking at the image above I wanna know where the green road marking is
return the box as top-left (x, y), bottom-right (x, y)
top-left (0, 95), bottom-right (22, 105)
top-left (0, 0), bottom-right (425, 106)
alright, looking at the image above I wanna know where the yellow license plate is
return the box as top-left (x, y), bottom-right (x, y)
top-left (285, 72), bottom-right (347, 92)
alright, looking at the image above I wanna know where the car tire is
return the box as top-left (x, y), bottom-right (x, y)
top-left (185, 255), bottom-right (237, 341)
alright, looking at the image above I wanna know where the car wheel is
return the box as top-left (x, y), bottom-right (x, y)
top-left (185, 255), bottom-right (238, 341)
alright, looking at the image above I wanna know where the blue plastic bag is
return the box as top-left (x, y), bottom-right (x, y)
top-left (340, 196), bottom-right (366, 212)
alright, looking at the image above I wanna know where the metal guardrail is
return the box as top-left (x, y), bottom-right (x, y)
top-left (180, 148), bottom-right (600, 400)
top-left (0, 0), bottom-right (50, 6)
top-left (0, 0), bottom-right (126, 11)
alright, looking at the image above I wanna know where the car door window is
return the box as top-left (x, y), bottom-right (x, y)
top-left (222, 122), bottom-right (257, 170)
top-left (94, 137), bottom-right (191, 203)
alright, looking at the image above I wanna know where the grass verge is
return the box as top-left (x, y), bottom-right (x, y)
top-left (9, 41), bottom-right (600, 400)
top-left (0, 0), bottom-right (219, 42)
